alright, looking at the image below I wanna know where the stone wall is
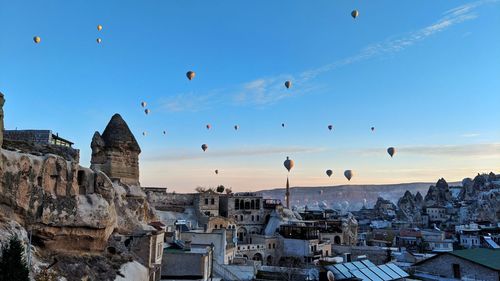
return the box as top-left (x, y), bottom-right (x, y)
top-left (147, 192), bottom-right (195, 212)
top-left (162, 249), bottom-right (210, 279)
top-left (331, 245), bottom-right (391, 265)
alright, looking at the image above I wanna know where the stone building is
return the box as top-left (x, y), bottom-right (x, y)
top-left (195, 190), bottom-right (220, 217)
top-left (220, 192), bottom-right (270, 243)
top-left (279, 224), bottom-right (332, 264)
top-left (91, 113), bottom-right (141, 186)
top-left (414, 248), bottom-right (500, 280)
top-left (4, 130), bottom-right (74, 147)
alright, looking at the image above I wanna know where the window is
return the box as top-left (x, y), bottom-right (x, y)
top-left (251, 215), bottom-right (254, 221)
top-left (256, 199), bottom-right (260, 209)
top-left (257, 215), bottom-right (260, 221)
top-left (452, 264), bottom-right (461, 279)
top-left (273, 243), bottom-right (276, 249)
top-left (211, 198), bottom-right (215, 205)
top-left (235, 199), bottom-right (240, 210)
top-left (240, 215), bottom-right (243, 221)
top-left (157, 243), bottom-right (163, 259)
top-left (204, 198), bottom-right (209, 205)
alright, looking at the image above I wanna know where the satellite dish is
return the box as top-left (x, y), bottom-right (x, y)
top-left (327, 271), bottom-right (335, 281)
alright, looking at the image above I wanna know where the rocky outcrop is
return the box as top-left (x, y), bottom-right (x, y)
top-left (373, 197), bottom-right (397, 220)
top-left (2, 139), bottom-right (79, 162)
top-left (397, 190), bottom-right (423, 223)
top-left (0, 93), bottom-right (4, 148)
top-left (458, 173), bottom-right (500, 223)
top-left (91, 114), bottom-right (141, 186)
top-left (424, 178), bottom-right (452, 207)
top-left (0, 150), bottom-right (116, 252)
top-left (0, 96), bottom-right (157, 280)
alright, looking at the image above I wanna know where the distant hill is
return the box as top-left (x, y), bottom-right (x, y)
top-left (258, 182), bottom-right (458, 211)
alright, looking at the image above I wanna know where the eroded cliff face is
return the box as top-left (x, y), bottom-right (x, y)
top-left (0, 93), bottom-right (4, 148)
top-left (0, 149), bottom-right (117, 252)
top-left (0, 95), bottom-right (157, 280)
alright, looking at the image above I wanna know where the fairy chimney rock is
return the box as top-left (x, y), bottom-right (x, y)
top-left (91, 113), bottom-right (141, 186)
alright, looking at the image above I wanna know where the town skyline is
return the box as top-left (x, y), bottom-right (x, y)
top-left (1, 0), bottom-right (499, 192)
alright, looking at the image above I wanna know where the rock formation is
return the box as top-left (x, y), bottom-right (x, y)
top-left (373, 197), bottom-right (397, 220)
top-left (0, 95), bottom-right (156, 280)
top-left (91, 114), bottom-right (141, 186)
top-left (424, 178), bottom-right (452, 207)
top-left (397, 190), bottom-right (423, 223)
top-left (0, 93), bottom-right (4, 148)
top-left (459, 173), bottom-right (500, 223)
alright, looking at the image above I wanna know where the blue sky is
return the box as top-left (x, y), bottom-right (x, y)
top-left (1, 0), bottom-right (499, 192)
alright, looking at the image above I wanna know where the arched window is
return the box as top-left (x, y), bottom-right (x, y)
top-left (256, 215), bottom-right (260, 221)
top-left (334, 236), bottom-right (341, 245)
top-left (251, 200), bottom-right (255, 209)
top-left (235, 199), bottom-right (240, 210)
top-left (251, 215), bottom-right (255, 221)
top-left (240, 215), bottom-right (243, 221)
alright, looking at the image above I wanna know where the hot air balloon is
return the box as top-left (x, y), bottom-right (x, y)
top-left (206, 124), bottom-right (211, 130)
top-left (326, 169), bottom-right (333, 177)
top-left (142, 131), bottom-right (147, 136)
top-left (344, 170), bottom-right (353, 181)
top-left (351, 10), bottom-right (359, 19)
top-left (141, 101), bottom-right (147, 108)
top-left (328, 125), bottom-right (333, 131)
top-left (163, 130), bottom-right (166, 135)
top-left (186, 71), bottom-right (195, 80)
top-left (215, 169), bottom-right (219, 175)
top-left (281, 123), bottom-right (285, 128)
top-left (284, 156), bottom-right (294, 172)
top-left (234, 125), bottom-right (239, 130)
top-left (201, 144), bottom-right (208, 152)
top-left (144, 109), bottom-right (150, 115)
top-left (33, 36), bottom-right (41, 44)
top-left (371, 127), bottom-right (375, 132)
top-left (96, 38), bottom-right (102, 44)
top-left (387, 147), bottom-right (396, 158)
top-left (284, 81), bottom-right (292, 89)
top-left (97, 24), bottom-right (103, 31)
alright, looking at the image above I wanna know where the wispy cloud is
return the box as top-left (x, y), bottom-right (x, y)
top-left (144, 145), bottom-right (325, 162)
top-left (359, 143), bottom-right (500, 158)
top-left (461, 133), bottom-right (480, 138)
top-left (158, 0), bottom-right (495, 112)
